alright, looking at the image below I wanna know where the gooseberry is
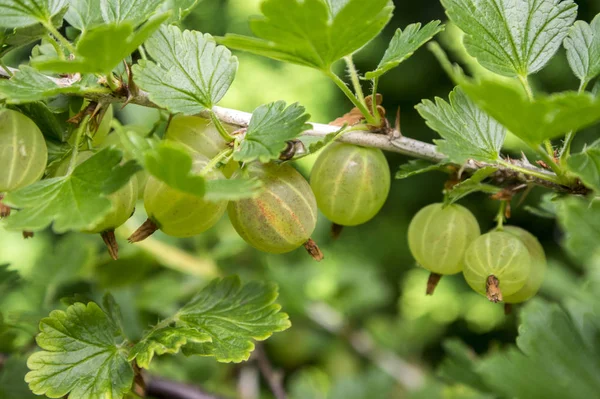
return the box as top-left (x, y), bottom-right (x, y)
top-left (407, 202), bottom-right (480, 294)
top-left (228, 162), bottom-right (320, 257)
top-left (310, 142), bottom-right (390, 226)
top-left (130, 152), bottom-right (227, 240)
top-left (463, 231), bottom-right (531, 302)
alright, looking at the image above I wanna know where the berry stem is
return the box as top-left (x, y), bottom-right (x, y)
top-left (495, 200), bottom-right (507, 230)
top-left (504, 303), bottom-right (513, 315)
top-left (128, 218), bottom-right (159, 243)
top-left (0, 194), bottom-right (10, 218)
top-left (304, 238), bottom-right (324, 261)
top-left (426, 272), bottom-right (442, 295)
top-left (486, 275), bottom-right (503, 303)
top-left (331, 223), bottom-right (344, 239)
top-left (101, 230), bottom-right (119, 260)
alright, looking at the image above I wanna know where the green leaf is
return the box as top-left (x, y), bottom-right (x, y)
top-left (144, 142), bottom-right (206, 196)
top-left (296, 125), bottom-right (345, 158)
top-left (133, 24), bottom-right (237, 114)
top-left (2, 147), bottom-right (140, 233)
top-left (441, 0), bottom-right (577, 77)
top-left (33, 13), bottom-right (169, 74)
top-left (460, 77), bottom-right (600, 146)
top-left (130, 276), bottom-right (290, 366)
top-left (100, 0), bottom-right (164, 24)
top-left (557, 197), bottom-right (600, 266)
top-left (416, 87), bottom-right (506, 163)
top-left (204, 178), bottom-right (264, 202)
top-left (445, 167), bottom-right (500, 204)
top-left (0, 66), bottom-right (86, 103)
top-left (25, 302), bottom-right (133, 399)
top-left (129, 326), bottom-right (211, 369)
top-left (396, 159), bottom-right (450, 179)
top-left (365, 21), bottom-right (444, 80)
top-left (64, 0), bottom-right (103, 31)
top-left (564, 15), bottom-right (600, 87)
top-left (477, 300), bottom-right (600, 398)
top-left (0, 0), bottom-right (67, 28)
top-left (234, 101), bottom-right (311, 163)
top-left (567, 139), bottom-right (600, 192)
top-left (219, 0), bottom-right (393, 70)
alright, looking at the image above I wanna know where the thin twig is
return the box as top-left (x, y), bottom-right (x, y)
top-left (253, 344), bottom-right (287, 399)
top-left (0, 66), bottom-right (586, 194)
top-left (145, 375), bottom-right (226, 399)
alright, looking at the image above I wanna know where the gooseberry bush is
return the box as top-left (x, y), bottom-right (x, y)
top-left (1, 0), bottom-right (600, 398)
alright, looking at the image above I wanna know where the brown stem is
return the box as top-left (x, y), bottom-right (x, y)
top-left (304, 238), bottom-right (324, 261)
top-left (0, 194), bottom-right (10, 218)
top-left (486, 275), bottom-right (503, 303)
top-left (504, 303), bottom-right (513, 315)
top-left (331, 223), bottom-right (344, 239)
top-left (128, 218), bottom-right (158, 243)
top-left (145, 375), bottom-right (225, 399)
top-left (22, 231), bottom-right (34, 239)
top-left (101, 230), bottom-right (119, 260)
top-left (426, 272), bottom-right (442, 295)
top-left (254, 344), bottom-right (287, 399)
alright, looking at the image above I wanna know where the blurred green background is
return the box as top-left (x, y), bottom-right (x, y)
top-left (1, 1), bottom-right (599, 398)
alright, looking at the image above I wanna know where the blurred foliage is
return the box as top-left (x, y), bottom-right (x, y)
top-left (2, 0), bottom-right (600, 398)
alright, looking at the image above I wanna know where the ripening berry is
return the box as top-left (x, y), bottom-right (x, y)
top-left (502, 226), bottom-right (546, 304)
top-left (0, 109), bottom-right (48, 193)
top-left (228, 162), bottom-right (318, 255)
top-left (463, 231), bottom-right (531, 302)
top-left (310, 142), bottom-right (390, 226)
top-left (408, 202), bottom-right (480, 294)
top-left (134, 153), bottom-right (227, 239)
top-left (408, 203), bottom-right (480, 275)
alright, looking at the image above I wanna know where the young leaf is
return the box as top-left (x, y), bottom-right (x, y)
top-left (0, 66), bottom-right (87, 103)
top-left (416, 87), bottom-right (506, 164)
top-left (365, 21), bottom-right (445, 80)
top-left (100, 0), bottom-right (164, 24)
top-left (460, 77), bottom-right (600, 146)
top-left (144, 142), bottom-right (206, 196)
top-left (557, 197), bottom-right (600, 266)
top-left (441, 0), bottom-right (577, 77)
top-left (33, 14), bottom-right (168, 74)
top-left (219, 0), bottom-right (393, 71)
top-left (564, 15), bottom-right (600, 89)
top-left (25, 302), bottom-right (133, 399)
top-left (133, 24), bottom-right (238, 114)
top-left (445, 167), bottom-right (500, 204)
top-left (396, 159), bottom-right (450, 179)
top-left (566, 139), bottom-right (600, 192)
top-left (296, 125), bottom-right (345, 157)
top-left (129, 276), bottom-right (291, 367)
top-left (2, 147), bottom-right (140, 233)
top-left (478, 300), bottom-right (600, 398)
top-left (0, 0), bottom-right (68, 28)
top-left (204, 178), bottom-right (264, 202)
top-left (64, 0), bottom-right (103, 31)
top-left (234, 101), bottom-right (311, 163)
